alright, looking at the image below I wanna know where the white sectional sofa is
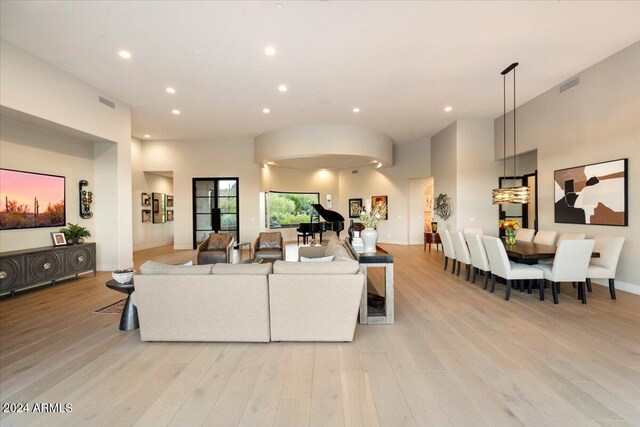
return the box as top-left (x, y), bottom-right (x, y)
top-left (132, 237), bottom-right (365, 342)
top-left (132, 262), bottom-right (272, 342)
top-left (269, 259), bottom-right (364, 341)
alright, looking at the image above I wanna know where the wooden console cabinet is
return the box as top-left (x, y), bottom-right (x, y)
top-left (0, 243), bottom-right (96, 297)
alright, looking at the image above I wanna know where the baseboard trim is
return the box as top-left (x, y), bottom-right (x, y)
top-left (591, 279), bottom-right (639, 295)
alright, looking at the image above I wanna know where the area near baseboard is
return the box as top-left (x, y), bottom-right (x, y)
top-left (592, 279), bottom-right (639, 296)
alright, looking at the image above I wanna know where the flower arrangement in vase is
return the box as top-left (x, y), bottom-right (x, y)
top-left (359, 202), bottom-right (387, 252)
top-left (499, 219), bottom-right (519, 245)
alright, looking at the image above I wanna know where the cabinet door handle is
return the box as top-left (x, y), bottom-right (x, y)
top-left (42, 262), bottom-right (52, 270)
top-left (0, 270), bottom-right (6, 279)
top-left (77, 256), bottom-right (85, 263)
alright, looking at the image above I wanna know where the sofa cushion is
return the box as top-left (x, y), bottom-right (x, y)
top-left (326, 242), bottom-right (354, 261)
top-left (258, 232), bottom-right (282, 249)
top-left (140, 260), bottom-right (213, 275)
top-left (273, 260), bottom-right (359, 275)
top-left (212, 263), bottom-right (273, 275)
top-left (255, 248), bottom-right (283, 260)
top-left (207, 233), bottom-right (232, 250)
top-left (198, 251), bottom-right (227, 265)
top-left (300, 255), bottom-right (335, 263)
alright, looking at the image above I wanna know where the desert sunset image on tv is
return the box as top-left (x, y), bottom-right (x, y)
top-left (0, 169), bottom-right (66, 230)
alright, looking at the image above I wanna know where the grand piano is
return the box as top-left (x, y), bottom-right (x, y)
top-left (296, 203), bottom-right (345, 244)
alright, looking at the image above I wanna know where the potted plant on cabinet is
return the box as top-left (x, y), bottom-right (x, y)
top-left (60, 223), bottom-right (91, 244)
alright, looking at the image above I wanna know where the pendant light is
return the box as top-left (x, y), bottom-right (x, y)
top-left (492, 63), bottom-right (530, 204)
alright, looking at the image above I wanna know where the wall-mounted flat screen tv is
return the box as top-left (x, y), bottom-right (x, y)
top-left (0, 168), bottom-right (66, 230)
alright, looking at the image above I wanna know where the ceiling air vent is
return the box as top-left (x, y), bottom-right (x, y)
top-left (560, 77), bottom-right (579, 93)
top-left (98, 96), bottom-right (115, 109)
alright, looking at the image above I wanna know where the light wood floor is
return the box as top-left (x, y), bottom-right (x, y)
top-left (1, 244), bottom-right (639, 427)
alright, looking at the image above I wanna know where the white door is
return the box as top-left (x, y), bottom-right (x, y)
top-left (408, 178), bottom-right (431, 245)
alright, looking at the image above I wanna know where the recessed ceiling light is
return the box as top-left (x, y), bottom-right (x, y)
top-left (263, 108), bottom-right (271, 114)
top-left (166, 87), bottom-right (176, 94)
top-left (353, 107), bottom-right (360, 113)
top-left (118, 50), bottom-right (131, 59)
top-left (265, 46), bottom-right (276, 56)
top-left (144, 134), bottom-right (151, 138)
top-left (172, 109), bottom-right (180, 115)
top-left (275, 3), bottom-right (283, 8)
top-left (278, 84), bottom-right (288, 92)
top-left (444, 106), bottom-right (453, 112)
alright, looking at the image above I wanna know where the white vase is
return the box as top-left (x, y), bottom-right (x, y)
top-left (361, 228), bottom-right (378, 253)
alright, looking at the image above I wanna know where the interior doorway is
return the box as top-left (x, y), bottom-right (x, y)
top-left (408, 177), bottom-right (433, 245)
top-left (192, 178), bottom-right (239, 248)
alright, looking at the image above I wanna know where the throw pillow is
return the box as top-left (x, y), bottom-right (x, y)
top-left (258, 232), bottom-right (282, 249)
top-left (300, 255), bottom-right (335, 263)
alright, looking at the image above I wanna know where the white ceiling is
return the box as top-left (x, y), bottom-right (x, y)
top-left (1, 1), bottom-right (639, 143)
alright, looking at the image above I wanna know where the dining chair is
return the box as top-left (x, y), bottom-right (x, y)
top-left (465, 232), bottom-right (490, 288)
top-left (586, 236), bottom-right (624, 300)
top-left (451, 231), bottom-right (472, 280)
top-left (533, 239), bottom-right (595, 304)
top-left (515, 228), bottom-right (535, 242)
top-left (538, 232), bottom-right (586, 265)
top-left (533, 230), bottom-right (557, 245)
top-left (481, 236), bottom-right (545, 301)
top-left (557, 232), bottom-right (586, 242)
top-left (440, 230), bottom-right (457, 274)
top-left (463, 227), bottom-right (484, 236)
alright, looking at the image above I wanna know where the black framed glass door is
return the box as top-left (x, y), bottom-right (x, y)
top-left (192, 178), bottom-right (239, 249)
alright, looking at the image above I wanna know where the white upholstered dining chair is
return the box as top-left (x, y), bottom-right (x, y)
top-left (533, 230), bottom-right (557, 245)
top-left (463, 227), bottom-right (484, 236)
top-left (586, 236), bottom-right (624, 300)
top-left (451, 231), bottom-right (472, 280)
top-left (515, 228), bottom-right (535, 243)
top-left (557, 232), bottom-right (586, 242)
top-left (465, 232), bottom-right (490, 288)
top-left (482, 236), bottom-right (545, 301)
top-left (440, 230), bottom-right (456, 274)
top-left (538, 231), bottom-right (586, 265)
top-left (533, 239), bottom-right (595, 304)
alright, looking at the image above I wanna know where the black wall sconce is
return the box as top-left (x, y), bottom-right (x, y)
top-left (79, 180), bottom-right (93, 219)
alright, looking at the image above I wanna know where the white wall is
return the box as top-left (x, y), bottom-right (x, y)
top-left (260, 166), bottom-right (339, 242)
top-left (456, 119), bottom-right (504, 234)
top-left (495, 41), bottom-right (640, 293)
top-left (0, 39), bottom-right (132, 270)
top-left (131, 138), bottom-right (174, 250)
top-left (338, 138), bottom-right (431, 244)
top-left (141, 138), bottom-right (260, 249)
top-left (431, 122), bottom-right (458, 230)
top-left (0, 115), bottom-right (95, 251)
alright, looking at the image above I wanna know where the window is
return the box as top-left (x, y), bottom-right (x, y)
top-left (267, 191), bottom-right (319, 228)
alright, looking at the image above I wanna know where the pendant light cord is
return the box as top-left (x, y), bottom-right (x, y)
top-left (503, 74), bottom-right (506, 183)
top-left (513, 67), bottom-right (517, 187)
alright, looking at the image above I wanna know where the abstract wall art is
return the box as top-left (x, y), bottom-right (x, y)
top-left (554, 158), bottom-right (628, 226)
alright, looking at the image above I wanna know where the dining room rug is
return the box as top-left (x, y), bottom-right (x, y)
top-left (94, 299), bottom-right (126, 314)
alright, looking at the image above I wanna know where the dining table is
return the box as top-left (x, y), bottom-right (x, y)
top-left (502, 240), bottom-right (600, 264)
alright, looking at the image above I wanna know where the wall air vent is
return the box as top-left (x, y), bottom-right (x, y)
top-left (560, 77), bottom-right (579, 93)
top-left (98, 96), bottom-right (115, 109)
top-left (352, 170), bottom-right (358, 174)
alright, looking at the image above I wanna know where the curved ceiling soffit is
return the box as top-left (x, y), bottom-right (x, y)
top-left (254, 125), bottom-right (394, 170)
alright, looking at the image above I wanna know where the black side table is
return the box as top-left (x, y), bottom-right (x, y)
top-left (106, 279), bottom-right (139, 331)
